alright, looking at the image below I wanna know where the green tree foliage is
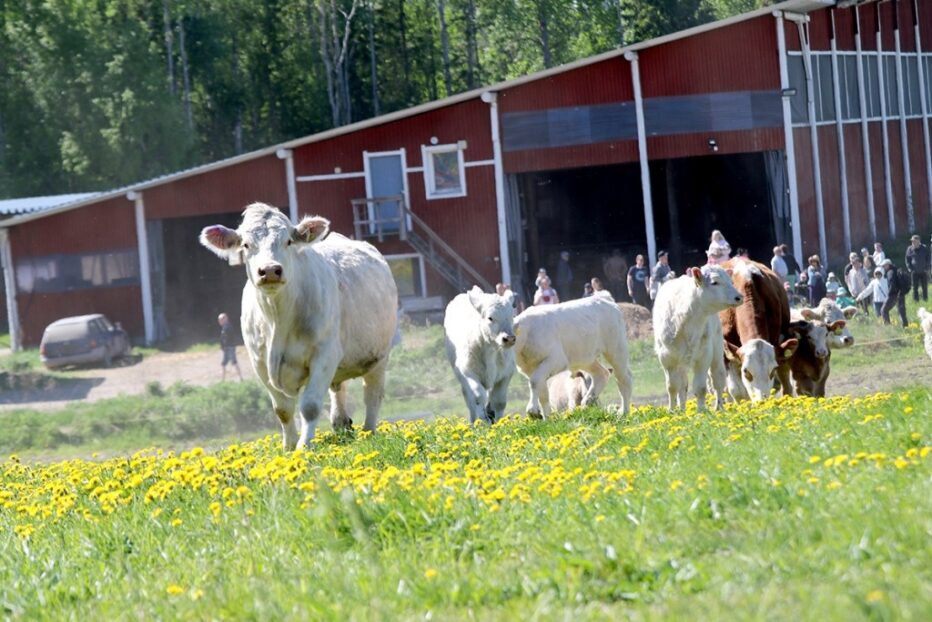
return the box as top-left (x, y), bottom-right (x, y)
top-left (0, 0), bottom-right (774, 198)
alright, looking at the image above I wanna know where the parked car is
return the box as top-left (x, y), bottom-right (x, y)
top-left (39, 314), bottom-right (131, 369)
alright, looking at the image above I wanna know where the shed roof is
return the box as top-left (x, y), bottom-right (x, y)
top-left (0, 0), bottom-right (834, 229)
top-left (0, 193), bottom-right (100, 217)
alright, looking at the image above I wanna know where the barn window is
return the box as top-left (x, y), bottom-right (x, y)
top-left (15, 249), bottom-right (139, 293)
top-left (422, 144), bottom-right (466, 199)
top-left (863, 54), bottom-right (883, 119)
top-left (925, 56), bottom-right (932, 111)
top-left (883, 54), bottom-right (900, 114)
top-left (839, 55), bottom-right (861, 121)
top-left (903, 55), bottom-right (922, 117)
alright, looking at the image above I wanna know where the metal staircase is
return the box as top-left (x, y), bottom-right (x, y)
top-left (351, 195), bottom-right (492, 292)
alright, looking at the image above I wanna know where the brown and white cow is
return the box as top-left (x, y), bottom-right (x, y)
top-left (786, 319), bottom-right (833, 397)
top-left (719, 259), bottom-right (799, 401)
top-left (199, 203), bottom-right (398, 450)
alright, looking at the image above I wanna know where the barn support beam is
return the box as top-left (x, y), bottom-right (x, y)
top-left (0, 229), bottom-right (21, 352)
top-left (624, 50), bottom-right (657, 268)
top-left (796, 16), bottom-right (829, 264)
top-left (128, 191), bottom-right (155, 345)
top-left (892, 4), bottom-right (915, 233)
top-left (830, 11), bottom-right (852, 254)
top-left (775, 11), bottom-right (805, 269)
top-left (912, 0), bottom-right (932, 219)
top-left (854, 5), bottom-right (878, 241)
top-left (876, 3), bottom-right (897, 237)
top-left (277, 148), bottom-right (299, 222)
top-left (482, 91), bottom-right (512, 288)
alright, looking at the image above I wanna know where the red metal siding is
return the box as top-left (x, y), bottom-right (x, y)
top-left (832, 7), bottom-right (856, 51)
top-left (807, 9), bottom-right (832, 51)
top-left (895, 0), bottom-right (916, 51)
top-left (499, 58), bottom-right (633, 112)
top-left (504, 142), bottom-right (640, 174)
top-left (145, 156), bottom-right (288, 220)
top-left (855, 3), bottom-right (879, 51)
top-left (9, 197), bottom-right (134, 257)
top-left (908, 119), bottom-right (930, 232)
top-left (921, 0), bottom-right (932, 47)
top-left (842, 124), bottom-right (871, 248)
top-left (17, 287), bottom-right (142, 346)
top-left (878, 1), bottom-right (898, 51)
top-left (646, 128), bottom-right (783, 161)
top-left (294, 99), bottom-right (494, 177)
top-left (868, 123), bottom-right (891, 237)
top-left (793, 127), bottom-right (822, 260)
top-left (886, 121), bottom-right (909, 233)
top-left (640, 16), bottom-right (781, 97)
top-left (816, 124), bottom-right (846, 260)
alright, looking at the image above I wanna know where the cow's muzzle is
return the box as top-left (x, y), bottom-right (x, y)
top-left (499, 334), bottom-right (516, 347)
top-left (257, 263), bottom-right (284, 286)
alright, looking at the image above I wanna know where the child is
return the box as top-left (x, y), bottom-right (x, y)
top-left (707, 230), bottom-right (731, 262)
top-left (794, 272), bottom-right (810, 305)
top-left (856, 268), bottom-right (888, 317)
top-left (535, 268), bottom-right (549, 288)
top-left (835, 287), bottom-right (856, 309)
top-left (825, 272), bottom-right (840, 299)
top-left (534, 276), bottom-right (560, 305)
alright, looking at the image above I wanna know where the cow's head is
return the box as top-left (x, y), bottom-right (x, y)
top-left (693, 265), bottom-right (744, 311)
top-left (199, 203), bottom-right (330, 295)
top-left (468, 285), bottom-right (516, 348)
top-left (724, 337), bottom-right (796, 402)
top-left (788, 319), bottom-right (830, 359)
top-left (799, 300), bottom-right (857, 348)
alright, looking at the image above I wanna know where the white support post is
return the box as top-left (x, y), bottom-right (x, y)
top-left (776, 12), bottom-right (805, 268)
top-left (798, 19), bottom-right (829, 264)
top-left (855, 6), bottom-right (878, 240)
top-left (129, 191), bottom-right (155, 345)
top-left (876, 6), bottom-right (897, 237)
top-left (482, 91), bottom-right (512, 287)
top-left (0, 228), bottom-right (21, 352)
top-left (893, 13), bottom-right (915, 232)
top-left (277, 148), bottom-right (299, 222)
top-left (913, 0), bottom-right (932, 219)
top-left (625, 51), bottom-right (657, 268)
top-left (830, 11), bottom-right (852, 254)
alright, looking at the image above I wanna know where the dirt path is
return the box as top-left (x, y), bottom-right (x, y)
top-left (0, 347), bottom-right (255, 411)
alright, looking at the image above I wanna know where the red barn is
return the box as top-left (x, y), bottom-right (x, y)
top-left (2, 0), bottom-right (930, 348)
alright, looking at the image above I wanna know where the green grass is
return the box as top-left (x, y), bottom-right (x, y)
top-left (1, 389), bottom-right (929, 619)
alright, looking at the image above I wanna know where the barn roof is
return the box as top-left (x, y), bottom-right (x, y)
top-left (0, 193), bottom-right (100, 218)
top-left (0, 0), bottom-right (834, 229)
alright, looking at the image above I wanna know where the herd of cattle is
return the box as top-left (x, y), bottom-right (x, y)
top-left (200, 204), bottom-right (860, 450)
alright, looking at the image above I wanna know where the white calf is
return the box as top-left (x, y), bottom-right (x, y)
top-left (918, 308), bottom-right (932, 361)
top-left (514, 296), bottom-right (633, 419)
top-left (546, 363), bottom-right (612, 412)
top-left (794, 299), bottom-right (857, 349)
top-left (653, 266), bottom-right (743, 410)
top-left (443, 286), bottom-right (517, 424)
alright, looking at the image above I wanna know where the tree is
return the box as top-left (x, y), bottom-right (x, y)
top-left (318, 0), bottom-right (358, 127)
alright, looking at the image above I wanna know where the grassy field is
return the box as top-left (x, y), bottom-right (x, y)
top-left (1, 389), bottom-right (929, 619)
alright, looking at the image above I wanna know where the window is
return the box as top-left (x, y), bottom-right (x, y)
top-left (903, 55), bottom-right (922, 116)
top-left (864, 53), bottom-right (883, 118)
top-left (386, 254), bottom-right (425, 298)
top-left (788, 54), bottom-right (808, 124)
top-left (815, 55), bottom-right (836, 122)
top-left (883, 54), bottom-right (899, 114)
top-left (422, 143), bottom-right (466, 199)
top-left (839, 55), bottom-right (861, 121)
top-left (15, 249), bottom-right (140, 294)
top-left (925, 56), bottom-right (932, 112)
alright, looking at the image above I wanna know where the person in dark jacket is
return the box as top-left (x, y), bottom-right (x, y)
top-left (781, 244), bottom-right (801, 286)
top-left (218, 312), bottom-right (242, 381)
top-left (880, 259), bottom-right (909, 328)
top-left (807, 269), bottom-right (826, 307)
top-left (905, 234), bottom-right (929, 302)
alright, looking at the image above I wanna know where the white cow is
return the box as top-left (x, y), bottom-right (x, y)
top-left (514, 295), bottom-right (633, 419)
top-left (547, 364), bottom-right (612, 412)
top-left (794, 298), bottom-right (857, 349)
top-left (653, 266), bottom-right (743, 410)
top-left (917, 307), bottom-right (932, 361)
top-left (443, 286), bottom-right (517, 424)
top-left (199, 203), bottom-right (397, 450)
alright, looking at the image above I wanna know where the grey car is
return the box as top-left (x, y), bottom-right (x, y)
top-left (39, 314), bottom-right (131, 369)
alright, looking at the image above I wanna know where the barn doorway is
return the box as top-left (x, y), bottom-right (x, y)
top-left (160, 213), bottom-right (245, 348)
top-left (651, 151), bottom-right (790, 269)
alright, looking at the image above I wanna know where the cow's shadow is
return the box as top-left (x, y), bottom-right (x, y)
top-left (0, 373), bottom-right (105, 405)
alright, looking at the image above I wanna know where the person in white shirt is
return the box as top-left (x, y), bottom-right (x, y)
top-left (856, 268), bottom-right (888, 317)
top-left (872, 242), bottom-right (886, 267)
top-left (533, 276), bottom-right (560, 305)
top-left (707, 230), bottom-right (731, 262)
top-left (770, 245), bottom-right (788, 282)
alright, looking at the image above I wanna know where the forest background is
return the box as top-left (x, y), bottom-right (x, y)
top-left (0, 0), bottom-right (773, 198)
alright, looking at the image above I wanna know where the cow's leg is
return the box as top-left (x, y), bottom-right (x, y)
top-left (297, 349), bottom-right (340, 448)
top-left (270, 391), bottom-right (298, 451)
top-left (451, 365), bottom-right (487, 423)
top-left (580, 363), bottom-right (610, 407)
top-left (362, 358), bottom-right (388, 432)
top-left (777, 363), bottom-right (795, 396)
top-left (665, 366), bottom-right (688, 410)
top-left (603, 356), bottom-right (633, 416)
top-left (329, 381), bottom-right (352, 431)
top-left (707, 355), bottom-right (727, 411)
top-left (487, 375), bottom-right (510, 423)
top-left (691, 361), bottom-right (710, 412)
top-left (526, 358), bottom-right (565, 420)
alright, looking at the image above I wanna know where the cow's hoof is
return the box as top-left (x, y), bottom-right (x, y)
top-left (527, 410), bottom-right (543, 420)
top-left (331, 417), bottom-right (353, 433)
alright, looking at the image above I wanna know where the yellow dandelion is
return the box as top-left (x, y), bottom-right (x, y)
top-left (171, 518), bottom-right (183, 527)
top-left (166, 584), bottom-right (184, 595)
top-left (865, 590), bottom-right (884, 603)
top-left (424, 568), bottom-right (438, 580)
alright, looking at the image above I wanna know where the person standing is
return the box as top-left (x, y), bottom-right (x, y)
top-left (856, 268), bottom-right (888, 318)
top-left (534, 276), bottom-right (560, 305)
top-left (861, 247), bottom-right (875, 274)
top-left (872, 242), bottom-right (886, 267)
top-left (807, 269), bottom-right (826, 307)
top-left (555, 251), bottom-right (574, 301)
top-left (880, 259), bottom-right (908, 328)
top-left (218, 313), bottom-right (242, 381)
top-left (905, 234), bottom-right (929, 302)
top-left (781, 244), bottom-right (801, 286)
top-left (650, 250), bottom-right (672, 302)
top-left (845, 256), bottom-right (870, 314)
top-left (770, 245), bottom-right (788, 283)
top-left (627, 254), bottom-right (651, 309)
top-left (707, 230), bottom-right (732, 261)
top-left (603, 248), bottom-right (629, 301)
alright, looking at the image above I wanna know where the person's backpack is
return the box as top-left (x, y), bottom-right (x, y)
top-left (897, 269), bottom-right (911, 295)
